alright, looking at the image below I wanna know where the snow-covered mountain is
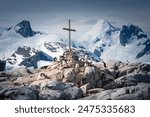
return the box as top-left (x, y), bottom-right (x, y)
top-left (0, 20), bottom-right (96, 68)
top-left (81, 19), bottom-right (150, 62)
top-left (0, 19), bottom-right (149, 69)
top-left (0, 20), bottom-right (69, 68)
top-left (7, 46), bottom-right (53, 68)
top-left (0, 27), bottom-right (6, 37)
top-left (0, 20), bottom-right (68, 59)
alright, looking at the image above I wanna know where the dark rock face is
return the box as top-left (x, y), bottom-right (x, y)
top-left (0, 60), bottom-right (6, 71)
top-left (80, 83), bottom-right (150, 100)
top-left (136, 39), bottom-right (150, 59)
top-left (119, 24), bottom-right (144, 46)
top-left (94, 48), bottom-right (102, 57)
top-left (14, 20), bottom-right (37, 38)
top-left (7, 46), bottom-right (53, 68)
top-left (103, 72), bottom-right (150, 90)
top-left (44, 42), bottom-right (67, 52)
top-left (19, 51), bottom-right (53, 68)
top-left (13, 46), bottom-right (37, 57)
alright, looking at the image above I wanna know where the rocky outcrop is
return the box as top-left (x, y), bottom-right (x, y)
top-left (14, 20), bottom-right (40, 38)
top-left (39, 81), bottom-right (83, 100)
top-left (0, 50), bottom-right (150, 100)
top-left (80, 83), bottom-right (150, 100)
top-left (119, 24), bottom-right (144, 46)
top-left (7, 46), bottom-right (53, 68)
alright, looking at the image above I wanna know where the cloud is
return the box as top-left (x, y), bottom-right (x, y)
top-left (82, 20), bottom-right (97, 25)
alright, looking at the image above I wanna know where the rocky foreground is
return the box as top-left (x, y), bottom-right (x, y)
top-left (0, 50), bottom-right (150, 100)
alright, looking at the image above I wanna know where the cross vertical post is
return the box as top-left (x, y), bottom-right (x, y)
top-left (63, 19), bottom-right (76, 52)
top-left (69, 19), bottom-right (71, 51)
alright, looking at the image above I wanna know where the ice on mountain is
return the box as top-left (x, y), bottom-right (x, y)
top-left (0, 19), bottom-right (150, 69)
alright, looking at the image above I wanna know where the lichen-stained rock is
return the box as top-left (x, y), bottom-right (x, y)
top-left (29, 79), bottom-right (50, 87)
top-left (0, 86), bottom-right (39, 100)
top-left (46, 69), bottom-right (64, 80)
top-left (80, 83), bottom-right (91, 96)
top-left (46, 62), bottom-right (60, 70)
top-left (3, 67), bottom-right (35, 77)
top-left (80, 83), bottom-right (150, 100)
top-left (13, 76), bottom-right (37, 85)
top-left (62, 68), bottom-right (75, 83)
top-left (74, 72), bottom-right (84, 86)
top-left (83, 66), bottom-right (101, 88)
top-left (83, 66), bottom-right (97, 88)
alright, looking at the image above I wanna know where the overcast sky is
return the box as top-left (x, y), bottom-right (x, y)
top-left (0, 0), bottom-right (150, 38)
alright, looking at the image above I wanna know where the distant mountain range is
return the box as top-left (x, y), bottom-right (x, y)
top-left (0, 20), bottom-right (149, 69)
top-left (81, 20), bottom-right (150, 62)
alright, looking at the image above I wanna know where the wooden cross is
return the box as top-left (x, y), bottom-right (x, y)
top-left (63, 19), bottom-right (76, 52)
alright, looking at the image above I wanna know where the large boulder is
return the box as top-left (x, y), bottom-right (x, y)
top-left (39, 89), bottom-right (66, 100)
top-left (39, 80), bottom-right (83, 100)
top-left (0, 86), bottom-right (39, 100)
top-left (80, 83), bottom-right (150, 100)
top-left (103, 72), bottom-right (150, 90)
top-left (63, 68), bottom-right (75, 83)
top-left (118, 62), bottom-right (141, 77)
top-left (40, 69), bottom-right (63, 81)
top-left (82, 66), bottom-right (102, 88)
top-left (64, 86), bottom-right (83, 99)
top-left (3, 67), bottom-right (33, 77)
top-left (101, 72), bottom-right (115, 87)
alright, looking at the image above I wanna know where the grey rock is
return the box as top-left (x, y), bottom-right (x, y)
top-left (63, 68), bottom-right (75, 82)
top-left (104, 72), bottom-right (150, 89)
top-left (80, 83), bottom-right (150, 100)
top-left (41, 80), bottom-right (72, 90)
top-left (4, 67), bottom-right (32, 77)
top-left (83, 66), bottom-right (102, 88)
top-left (88, 88), bottom-right (104, 94)
top-left (64, 87), bottom-right (83, 99)
top-left (101, 73), bottom-right (115, 86)
top-left (39, 89), bottom-right (66, 100)
top-left (0, 86), bottom-right (39, 100)
top-left (139, 64), bottom-right (150, 72)
top-left (0, 77), bottom-right (7, 82)
top-left (80, 83), bottom-right (91, 96)
top-left (39, 80), bottom-right (83, 100)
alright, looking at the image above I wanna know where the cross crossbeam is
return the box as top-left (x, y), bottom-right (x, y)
top-left (63, 19), bottom-right (76, 52)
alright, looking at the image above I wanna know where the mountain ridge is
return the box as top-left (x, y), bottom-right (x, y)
top-left (0, 19), bottom-right (150, 69)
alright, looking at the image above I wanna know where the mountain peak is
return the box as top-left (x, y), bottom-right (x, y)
top-left (80, 19), bottom-right (120, 42)
top-left (93, 19), bottom-right (119, 32)
top-left (14, 20), bottom-right (36, 38)
top-left (119, 24), bottom-right (147, 46)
